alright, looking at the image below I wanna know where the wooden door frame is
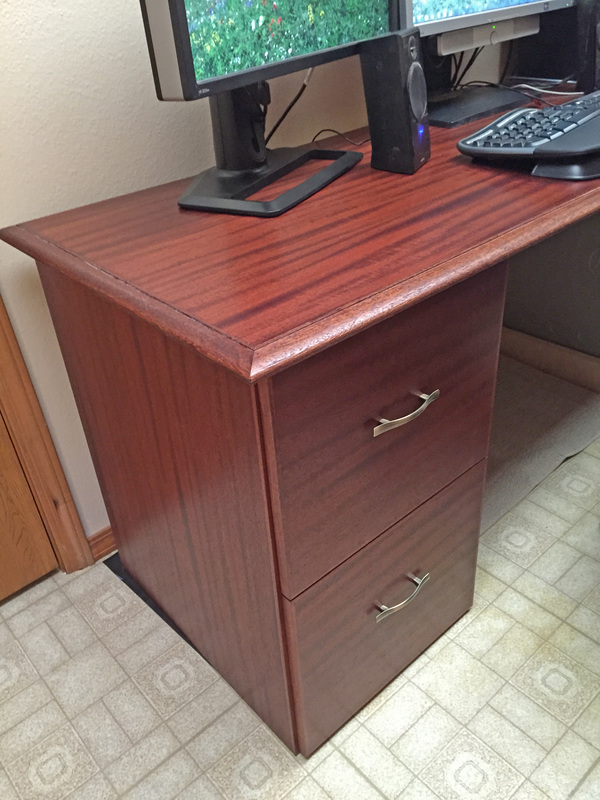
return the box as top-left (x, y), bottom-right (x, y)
top-left (0, 295), bottom-right (93, 573)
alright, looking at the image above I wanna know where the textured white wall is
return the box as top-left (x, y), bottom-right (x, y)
top-left (0, 0), bottom-right (368, 536)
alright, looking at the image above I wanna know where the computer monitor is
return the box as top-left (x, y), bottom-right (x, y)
top-left (405, 0), bottom-right (576, 126)
top-left (139, 0), bottom-right (398, 216)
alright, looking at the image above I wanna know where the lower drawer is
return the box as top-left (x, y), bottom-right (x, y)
top-left (283, 461), bottom-right (486, 756)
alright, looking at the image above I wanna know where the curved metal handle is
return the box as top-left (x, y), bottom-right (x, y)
top-left (375, 572), bottom-right (430, 622)
top-left (373, 390), bottom-right (440, 437)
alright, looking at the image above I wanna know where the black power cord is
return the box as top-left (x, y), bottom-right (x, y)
top-left (265, 69), bottom-right (314, 145)
top-left (311, 129), bottom-right (371, 146)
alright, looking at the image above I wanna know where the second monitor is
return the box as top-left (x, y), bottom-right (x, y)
top-left (405, 0), bottom-right (576, 126)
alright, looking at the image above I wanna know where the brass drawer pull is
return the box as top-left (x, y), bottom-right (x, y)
top-left (373, 390), bottom-right (440, 437)
top-left (375, 573), bottom-right (430, 622)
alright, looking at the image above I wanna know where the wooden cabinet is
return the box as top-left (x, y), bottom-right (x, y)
top-left (32, 259), bottom-right (505, 756)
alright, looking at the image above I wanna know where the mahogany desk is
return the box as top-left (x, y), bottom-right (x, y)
top-left (3, 124), bottom-right (600, 756)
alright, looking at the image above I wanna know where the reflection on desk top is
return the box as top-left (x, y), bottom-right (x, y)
top-left (2, 123), bottom-right (600, 382)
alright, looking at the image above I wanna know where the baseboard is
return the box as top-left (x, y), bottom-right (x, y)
top-left (88, 526), bottom-right (117, 561)
top-left (501, 328), bottom-right (600, 393)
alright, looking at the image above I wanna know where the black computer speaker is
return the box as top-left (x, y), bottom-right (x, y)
top-left (359, 30), bottom-right (430, 174)
top-left (578, 0), bottom-right (600, 93)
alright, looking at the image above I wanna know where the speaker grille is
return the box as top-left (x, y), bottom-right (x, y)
top-left (408, 62), bottom-right (428, 121)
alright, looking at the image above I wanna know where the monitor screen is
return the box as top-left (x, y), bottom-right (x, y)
top-left (185, 0), bottom-right (392, 83)
top-left (406, 0), bottom-right (576, 126)
top-left (141, 0), bottom-right (397, 100)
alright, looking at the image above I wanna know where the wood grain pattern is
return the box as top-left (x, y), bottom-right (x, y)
top-left (263, 265), bottom-right (506, 598)
top-left (0, 296), bottom-right (92, 574)
top-left (283, 461), bottom-right (486, 756)
top-left (0, 410), bottom-right (57, 600)
top-left (37, 265), bottom-right (297, 751)
top-left (2, 124), bottom-right (600, 381)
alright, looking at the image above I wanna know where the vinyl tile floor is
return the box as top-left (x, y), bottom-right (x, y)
top-left (1, 439), bottom-right (600, 800)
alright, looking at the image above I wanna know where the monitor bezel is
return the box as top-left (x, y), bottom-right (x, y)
top-left (406, 0), bottom-right (576, 38)
top-left (145, 0), bottom-right (400, 100)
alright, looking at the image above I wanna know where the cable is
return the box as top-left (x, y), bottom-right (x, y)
top-left (265, 69), bottom-right (314, 145)
top-left (510, 83), bottom-right (584, 97)
top-left (311, 129), bottom-right (371, 146)
top-left (451, 52), bottom-right (464, 89)
top-left (454, 47), bottom-right (484, 89)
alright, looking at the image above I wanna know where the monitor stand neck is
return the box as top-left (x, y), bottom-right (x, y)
top-left (177, 82), bottom-right (361, 218)
top-left (211, 83), bottom-right (270, 172)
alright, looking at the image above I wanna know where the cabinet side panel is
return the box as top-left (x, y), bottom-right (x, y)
top-left (37, 263), bottom-right (295, 750)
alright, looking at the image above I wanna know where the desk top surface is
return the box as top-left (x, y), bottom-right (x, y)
top-left (3, 121), bottom-right (600, 381)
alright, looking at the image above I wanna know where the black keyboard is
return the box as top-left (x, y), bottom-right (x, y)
top-left (457, 90), bottom-right (600, 179)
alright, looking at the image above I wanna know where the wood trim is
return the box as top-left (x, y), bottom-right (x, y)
top-left (88, 525), bottom-right (117, 561)
top-left (0, 296), bottom-right (93, 572)
top-left (501, 327), bottom-right (600, 393)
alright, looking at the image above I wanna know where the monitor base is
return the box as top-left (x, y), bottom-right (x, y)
top-left (178, 147), bottom-right (362, 217)
top-left (427, 85), bottom-right (528, 128)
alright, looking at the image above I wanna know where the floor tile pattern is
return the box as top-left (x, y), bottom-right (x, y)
top-left (1, 443), bottom-right (599, 799)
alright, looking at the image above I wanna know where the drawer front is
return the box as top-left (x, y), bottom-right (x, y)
top-left (266, 265), bottom-right (506, 598)
top-left (283, 462), bottom-right (485, 756)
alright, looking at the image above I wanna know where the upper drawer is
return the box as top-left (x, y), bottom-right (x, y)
top-left (263, 264), bottom-right (506, 599)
